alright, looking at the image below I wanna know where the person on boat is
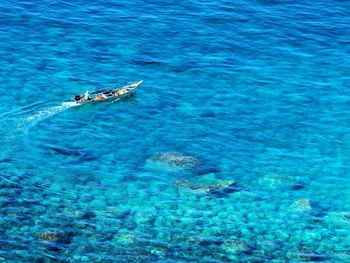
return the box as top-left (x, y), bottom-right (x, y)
top-left (74, 95), bottom-right (81, 101)
top-left (84, 91), bottom-right (91, 100)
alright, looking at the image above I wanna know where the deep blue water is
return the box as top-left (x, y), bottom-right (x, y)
top-left (1, 0), bottom-right (350, 262)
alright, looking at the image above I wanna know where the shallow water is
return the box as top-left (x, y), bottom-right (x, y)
top-left (1, 0), bottom-right (350, 262)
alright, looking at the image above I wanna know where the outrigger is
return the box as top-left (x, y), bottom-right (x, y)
top-left (73, 80), bottom-right (143, 105)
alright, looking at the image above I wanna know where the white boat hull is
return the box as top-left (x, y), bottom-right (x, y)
top-left (74, 80), bottom-right (142, 105)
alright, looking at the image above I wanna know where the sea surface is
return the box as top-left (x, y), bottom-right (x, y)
top-left (1, 0), bottom-right (350, 262)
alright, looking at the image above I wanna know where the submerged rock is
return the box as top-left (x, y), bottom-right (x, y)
top-left (148, 152), bottom-right (222, 177)
top-left (290, 199), bottom-right (312, 212)
top-left (38, 230), bottom-right (73, 251)
top-left (175, 180), bottom-right (238, 198)
top-left (175, 180), bottom-right (209, 193)
top-left (221, 239), bottom-right (248, 256)
top-left (259, 173), bottom-right (297, 187)
top-left (39, 232), bottom-right (59, 241)
top-left (150, 152), bottom-right (199, 169)
top-left (112, 233), bottom-right (136, 246)
top-left (208, 182), bottom-right (240, 198)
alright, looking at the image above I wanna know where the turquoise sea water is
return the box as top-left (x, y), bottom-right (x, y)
top-left (1, 0), bottom-right (350, 262)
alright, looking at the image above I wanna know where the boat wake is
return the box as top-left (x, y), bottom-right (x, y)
top-left (26, 102), bottom-right (77, 123)
top-left (0, 101), bottom-right (78, 135)
top-left (0, 101), bottom-right (78, 158)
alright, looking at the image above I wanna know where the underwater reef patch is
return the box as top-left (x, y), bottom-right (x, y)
top-left (150, 152), bottom-right (199, 169)
top-left (175, 179), bottom-right (239, 198)
top-left (148, 152), bottom-right (221, 177)
top-left (290, 199), bottom-right (312, 212)
top-left (38, 230), bottom-right (74, 252)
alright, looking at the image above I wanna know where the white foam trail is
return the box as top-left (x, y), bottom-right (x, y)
top-left (26, 102), bottom-right (78, 123)
top-left (0, 101), bottom-right (78, 156)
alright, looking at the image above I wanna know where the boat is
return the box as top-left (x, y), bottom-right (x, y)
top-left (73, 80), bottom-right (143, 105)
